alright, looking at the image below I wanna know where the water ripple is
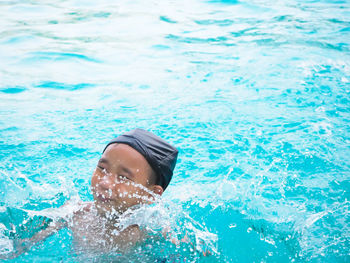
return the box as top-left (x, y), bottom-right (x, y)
top-left (0, 0), bottom-right (349, 261)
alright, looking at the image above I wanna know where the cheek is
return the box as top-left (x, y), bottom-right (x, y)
top-left (112, 183), bottom-right (130, 196)
top-left (91, 171), bottom-right (99, 186)
top-left (113, 184), bottom-right (141, 202)
top-left (91, 171), bottom-right (107, 192)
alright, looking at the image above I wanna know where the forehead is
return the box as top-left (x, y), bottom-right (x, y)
top-left (102, 143), bottom-right (151, 172)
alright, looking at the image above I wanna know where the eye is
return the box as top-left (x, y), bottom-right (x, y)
top-left (97, 166), bottom-right (109, 174)
top-left (118, 174), bottom-right (133, 181)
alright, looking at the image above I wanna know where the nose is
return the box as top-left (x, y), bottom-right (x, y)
top-left (97, 173), bottom-right (113, 191)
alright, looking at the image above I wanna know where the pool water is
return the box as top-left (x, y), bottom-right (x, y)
top-left (0, 0), bottom-right (349, 262)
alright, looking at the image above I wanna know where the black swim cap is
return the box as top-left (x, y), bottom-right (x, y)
top-left (103, 128), bottom-right (178, 190)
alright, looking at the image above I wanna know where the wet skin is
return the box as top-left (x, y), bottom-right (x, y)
top-left (3, 143), bottom-right (165, 258)
top-left (69, 143), bottom-right (165, 252)
top-left (91, 143), bottom-right (163, 216)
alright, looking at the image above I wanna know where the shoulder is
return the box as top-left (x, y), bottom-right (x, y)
top-left (60, 200), bottom-right (95, 221)
top-left (62, 199), bottom-right (92, 210)
top-left (118, 224), bottom-right (144, 243)
top-left (70, 201), bottom-right (94, 217)
top-left (66, 201), bottom-right (98, 229)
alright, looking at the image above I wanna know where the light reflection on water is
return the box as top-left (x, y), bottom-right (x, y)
top-left (0, 0), bottom-right (350, 261)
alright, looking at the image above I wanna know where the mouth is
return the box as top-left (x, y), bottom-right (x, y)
top-left (94, 193), bottom-right (113, 203)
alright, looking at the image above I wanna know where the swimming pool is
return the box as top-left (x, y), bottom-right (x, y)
top-left (0, 0), bottom-right (349, 261)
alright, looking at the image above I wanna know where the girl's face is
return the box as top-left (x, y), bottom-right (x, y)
top-left (91, 143), bottom-right (162, 216)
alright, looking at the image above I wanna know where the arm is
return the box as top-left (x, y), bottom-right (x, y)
top-left (0, 219), bottom-right (67, 260)
top-left (162, 228), bottom-right (213, 257)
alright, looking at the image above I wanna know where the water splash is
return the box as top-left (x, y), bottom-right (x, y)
top-left (0, 0), bottom-right (349, 261)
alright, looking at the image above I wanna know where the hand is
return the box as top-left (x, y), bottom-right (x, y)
top-left (0, 238), bottom-right (31, 259)
top-left (14, 238), bottom-right (32, 255)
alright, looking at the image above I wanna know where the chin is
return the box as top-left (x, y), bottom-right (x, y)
top-left (95, 200), bottom-right (128, 217)
top-left (94, 200), bottom-right (111, 214)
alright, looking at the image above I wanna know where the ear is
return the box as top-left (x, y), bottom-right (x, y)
top-left (150, 185), bottom-right (164, 196)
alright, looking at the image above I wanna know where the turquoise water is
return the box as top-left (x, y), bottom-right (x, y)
top-left (0, 0), bottom-right (350, 261)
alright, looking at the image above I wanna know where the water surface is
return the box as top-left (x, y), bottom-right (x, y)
top-left (0, 0), bottom-right (349, 262)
